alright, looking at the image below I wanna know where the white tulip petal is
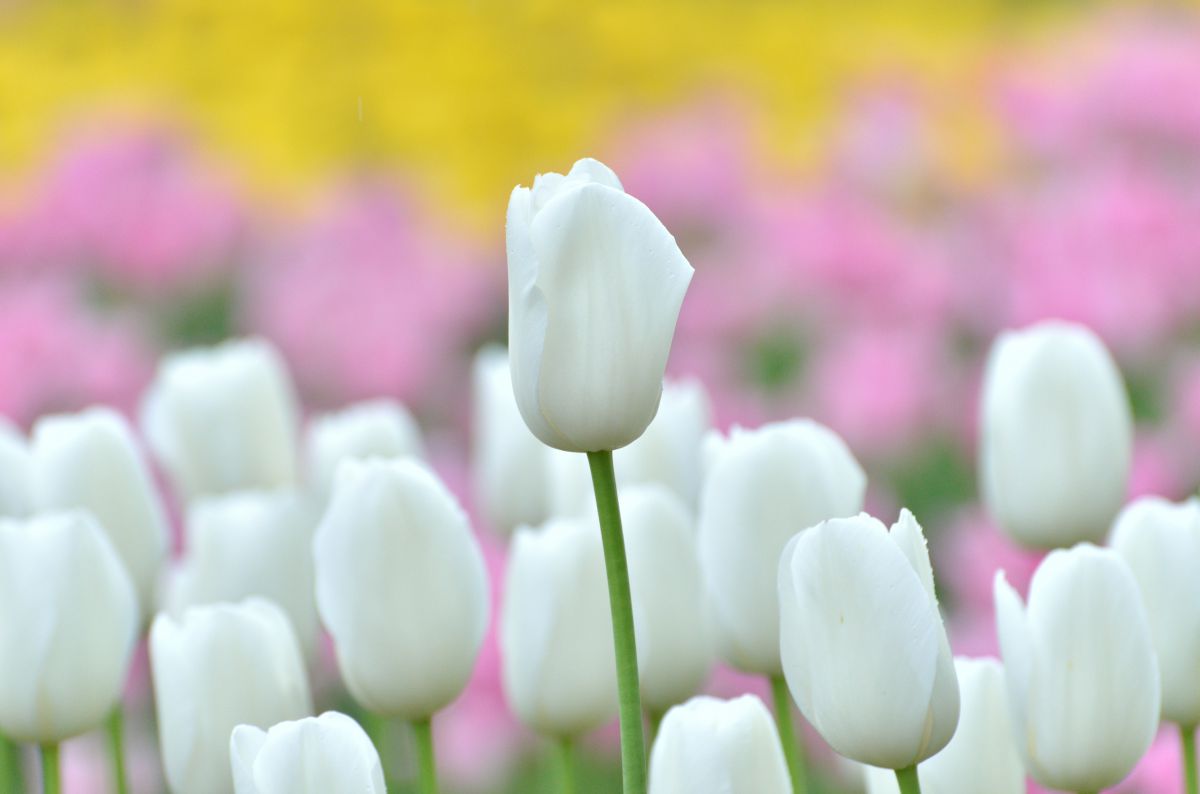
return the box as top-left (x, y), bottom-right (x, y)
top-left (232, 712), bottom-right (385, 794)
top-left (306, 399), bottom-right (424, 500)
top-left (0, 421), bottom-right (31, 518)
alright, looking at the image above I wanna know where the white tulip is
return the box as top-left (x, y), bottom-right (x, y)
top-left (164, 489), bottom-right (320, 655)
top-left (862, 657), bottom-right (1023, 794)
top-left (471, 345), bottom-right (550, 534)
top-left (1111, 496), bottom-right (1200, 726)
top-left (230, 711), bottom-right (384, 794)
top-left (0, 420), bottom-right (31, 517)
top-left (150, 598), bottom-right (312, 794)
top-left (506, 157), bottom-right (694, 452)
top-left (314, 458), bottom-right (488, 719)
top-left (623, 485), bottom-right (712, 712)
top-left (980, 321), bottom-right (1132, 548)
top-left (31, 407), bottom-right (169, 616)
top-left (306, 399), bottom-right (424, 501)
top-left (142, 338), bottom-right (300, 500)
top-left (995, 544), bottom-right (1160, 791)
top-left (648, 695), bottom-right (791, 794)
top-left (0, 511), bottom-right (137, 743)
top-left (501, 516), bottom-right (617, 735)
top-left (699, 419), bottom-right (866, 675)
top-left (778, 510), bottom-right (958, 769)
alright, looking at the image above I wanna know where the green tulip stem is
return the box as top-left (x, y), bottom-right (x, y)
top-left (107, 706), bottom-right (130, 794)
top-left (0, 734), bottom-right (22, 793)
top-left (557, 737), bottom-right (576, 794)
top-left (411, 717), bottom-right (438, 794)
top-left (40, 744), bottom-right (59, 794)
top-left (645, 708), bottom-right (663, 749)
top-left (587, 450), bottom-right (648, 794)
top-left (1183, 724), bottom-right (1198, 794)
top-left (894, 764), bottom-right (921, 794)
top-left (769, 674), bottom-right (807, 794)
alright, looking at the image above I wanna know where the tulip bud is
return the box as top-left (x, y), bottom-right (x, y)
top-left (150, 598), bottom-right (312, 794)
top-left (230, 711), bottom-right (384, 794)
top-left (0, 420), bottom-right (31, 518)
top-left (471, 346), bottom-right (550, 534)
top-left (862, 657), bottom-right (1024, 794)
top-left (501, 516), bottom-right (617, 736)
top-left (164, 489), bottom-right (320, 655)
top-left (623, 485), bottom-right (712, 712)
top-left (995, 544), bottom-right (1159, 791)
top-left (313, 458), bottom-right (488, 719)
top-left (0, 511), bottom-right (137, 743)
top-left (31, 407), bottom-right (169, 617)
top-left (648, 695), bottom-right (791, 794)
top-left (306, 399), bottom-right (424, 501)
top-left (506, 157), bottom-right (694, 452)
top-left (778, 510), bottom-right (959, 769)
top-left (699, 419), bottom-right (866, 675)
top-left (1111, 496), bottom-right (1200, 727)
top-left (142, 338), bottom-right (300, 500)
top-left (980, 321), bottom-right (1132, 548)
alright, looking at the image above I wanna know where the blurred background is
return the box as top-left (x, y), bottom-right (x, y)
top-left (3, 0), bottom-right (1200, 791)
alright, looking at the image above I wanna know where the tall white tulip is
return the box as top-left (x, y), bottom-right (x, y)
top-left (471, 345), bottom-right (550, 534)
top-left (0, 420), bottom-right (31, 518)
top-left (313, 458), bottom-right (488, 719)
top-left (142, 338), bottom-right (300, 500)
top-left (777, 510), bottom-right (959, 771)
top-left (1111, 496), bottom-right (1200, 728)
top-left (501, 516), bottom-right (617, 736)
top-left (0, 511), bottom-right (137, 744)
top-left (164, 489), bottom-right (320, 655)
top-left (980, 321), bottom-right (1132, 548)
top-left (995, 544), bottom-right (1159, 792)
top-left (862, 657), bottom-right (1024, 794)
top-left (230, 711), bottom-right (384, 794)
top-left (623, 485), bottom-right (712, 713)
top-left (31, 407), bottom-right (169, 616)
top-left (648, 695), bottom-right (791, 794)
top-left (506, 157), bottom-right (694, 452)
top-left (306, 399), bottom-right (424, 501)
top-left (699, 419), bottom-right (866, 675)
top-left (150, 598), bottom-right (311, 794)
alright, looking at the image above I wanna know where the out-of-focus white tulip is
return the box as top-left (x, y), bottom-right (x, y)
top-left (230, 711), bottom-right (384, 794)
top-left (142, 338), bottom-right (300, 500)
top-left (699, 419), bottom-right (866, 675)
top-left (314, 458), bottom-right (488, 719)
top-left (506, 157), bottom-right (694, 452)
top-left (0, 420), bottom-right (31, 517)
top-left (305, 399), bottom-right (424, 501)
top-left (150, 598), bottom-right (311, 794)
top-left (471, 345), bottom-right (550, 534)
top-left (1111, 496), bottom-right (1200, 726)
top-left (980, 321), bottom-right (1132, 548)
top-left (164, 490), bottom-right (320, 655)
top-left (648, 695), bottom-right (791, 794)
top-left (547, 380), bottom-right (714, 518)
top-left (778, 510), bottom-right (958, 769)
top-left (862, 657), bottom-right (1023, 794)
top-left (995, 544), bottom-right (1159, 791)
top-left (31, 407), bottom-right (169, 616)
top-left (501, 516), bottom-right (617, 736)
top-left (0, 511), bottom-right (137, 743)
top-left (623, 484), bottom-right (712, 712)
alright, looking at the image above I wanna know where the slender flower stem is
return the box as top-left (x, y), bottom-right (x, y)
top-left (107, 707), bottom-right (130, 794)
top-left (0, 734), bottom-right (22, 793)
top-left (894, 764), bottom-right (921, 794)
top-left (768, 675), bottom-right (807, 794)
top-left (411, 718), bottom-right (438, 794)
top-left (557, 737), bottom-right (576, 794)
top-left (587, 450), bottom-right (647, 794)
top-left (1184, 724), bottom-right (1199, 794)
top-left (40, 744), bottom-right (60, 794)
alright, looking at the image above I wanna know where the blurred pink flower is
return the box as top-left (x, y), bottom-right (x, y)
top-left (246, 180), bottom-right (498, 412)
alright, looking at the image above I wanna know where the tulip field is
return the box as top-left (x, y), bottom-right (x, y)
top-left (2, 2), bottom-right (1200, 793)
